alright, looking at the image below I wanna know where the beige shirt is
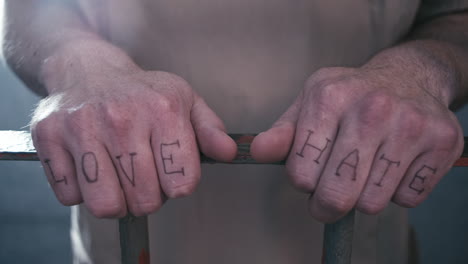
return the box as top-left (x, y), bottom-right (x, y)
top-left (72, 1), bottom-right (468, 263)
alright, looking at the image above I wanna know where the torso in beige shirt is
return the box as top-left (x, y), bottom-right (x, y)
top-left (73, 1), bottom-right (421, 263)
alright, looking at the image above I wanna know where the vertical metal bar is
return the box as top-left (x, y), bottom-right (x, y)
top-left (323, 209), bottom-right (356, 264)
top-left (119, 215), bottom-right (150, 264)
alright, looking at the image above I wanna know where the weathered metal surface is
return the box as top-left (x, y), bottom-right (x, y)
top-left (119, 214), bottom-right (150, 264)
top-left (323, 210), bottom-right (356, 264)
top-left (0, 131), bottom-right (38, 161)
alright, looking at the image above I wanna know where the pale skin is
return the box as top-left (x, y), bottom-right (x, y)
top-left (3, 1), bottom-right (468, 223)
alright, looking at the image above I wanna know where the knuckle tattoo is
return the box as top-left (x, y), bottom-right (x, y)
top-left (43, 159), bottom-right (68, 185)
top-left (295, 130), bottom-right (331, 165)
top-left (335, 149), bottom-right (360, 181)
top-left (115, 152), bottom-right (138, 186)
top-left (82, 152), bottom-right (99, 183)
top-left (160, 140), bottom-right (185, 176)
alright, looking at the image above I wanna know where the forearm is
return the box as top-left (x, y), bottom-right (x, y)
top-left (2, 0), bottom-right (133, 96)
top-left (363, 12), bottom-right (468, 110)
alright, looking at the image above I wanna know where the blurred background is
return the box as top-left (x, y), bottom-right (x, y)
top-left (1, 64), bottom-right (468, 263)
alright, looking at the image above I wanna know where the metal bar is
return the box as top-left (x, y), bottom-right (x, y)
top-left (2, 130), bottom-right (468, 264)
top-left (2, 130), bottom-right (468, 165)
top-left (323, 209), bottom-right (356, 264)
top-left (119, 214), bottom-right (150, 264)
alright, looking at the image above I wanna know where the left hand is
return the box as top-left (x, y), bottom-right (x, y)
top-left (251, 66), bottom-right (463, 223)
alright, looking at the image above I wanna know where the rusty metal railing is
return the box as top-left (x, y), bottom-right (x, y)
top-left (1, 130), bottom-right (467, 264)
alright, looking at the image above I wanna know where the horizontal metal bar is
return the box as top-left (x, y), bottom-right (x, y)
top-left (2, 130), bottom-right (467, 264)
top-left (1, 131), bottom-right (468, 166)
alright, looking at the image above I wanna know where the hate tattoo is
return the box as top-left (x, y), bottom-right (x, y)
top-left (336, 149), bottom-right (359, 181)
top-left (116, 152), bottom-right (137, 186)
top-left (44, 159), bottom-right (68, 185)
top-left (374, 154), bottom-right (400, 187)
top-left (296, 130), bottom-right (331, 164)
top-left (82, 152), bottom-right (99, 183)
top-left (409, 165), bottom-right (437, 195)
top-left (160, 140), bottom-right (185, 175)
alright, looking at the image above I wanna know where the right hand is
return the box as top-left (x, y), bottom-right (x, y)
top-left (31, 45), bottom-right (237, 218)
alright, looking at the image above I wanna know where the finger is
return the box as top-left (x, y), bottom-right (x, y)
top-left (355, 110), bottom-right (430, 215)
top-left (70, 141), bottom-right (127, 218)
top-left (355, 144), bottom-right (414, 215)
top-left (152, 112), bottom-right (201, 199)
top-left (392, 150), bottom-right (455, 208)
top-left (36, 144), bottom-right (82, 206)
top-left (360, 109), bottom-right (463, 213)
top-left (284, 95), bottom-right (338, 192)
top-left (308, 118), bottom-right (382, 223)
top-left (191, 95), bottom-right (237, 162)
top-left (31, 120), bottom-right (82, 206)
top-left (251, 96), bottom-right (301, 163)
top-left (107, 137), bottom-right (163, 217)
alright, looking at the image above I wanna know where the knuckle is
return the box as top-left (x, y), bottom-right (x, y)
top-left (87, 199), bottom-right (124, 218)
top-left (357, 92), bottom-right (394, 127)
top-left (130, 201), bottom-right (163, 217)
top-left (315, 191), bottom-right (354, 215)
top-left (101, 102), bottom-right (133, 131)
top-left (396, 105), bottom-right (427, 141)
top-left (392, 193), bottom-right (420, 208)
top-left (286, 167), bottom-right (317, 191)
top-left (147, 71), bottom-right (193, 95)
top-left (356, 199), bottom-right (385, 215)
top-left (65, 105), bottom-right (96, 132)
top-left (165, 181), bottom-right (198, 198)
top-left (432, 120), bottom-right (460, 149)
top-left (31, 118), bottom-right (60, 144)
top-left (155, 94), bottom-right (180, 114)
top-left (309, 82), bottom-right (347, 114)
top-left (306, 67), bottom-right (353, 86)
top-left (57, 194), bottom-right (82, 207)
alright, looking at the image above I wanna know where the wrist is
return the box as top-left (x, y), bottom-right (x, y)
top-left (362, 40), bottom-right (460, 107)
top-left (40, 38), bottom-right (139, 95)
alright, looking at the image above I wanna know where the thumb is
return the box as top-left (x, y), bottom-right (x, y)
top-left (251, 96), bottom-right (301, 163)
top-left (191, 95), bottom-right (237, 162)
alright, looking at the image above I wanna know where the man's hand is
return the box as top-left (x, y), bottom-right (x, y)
top-left (251, 65), bottom-right (464, 223)
top-left (30, 43), bottom-right (236, 218)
